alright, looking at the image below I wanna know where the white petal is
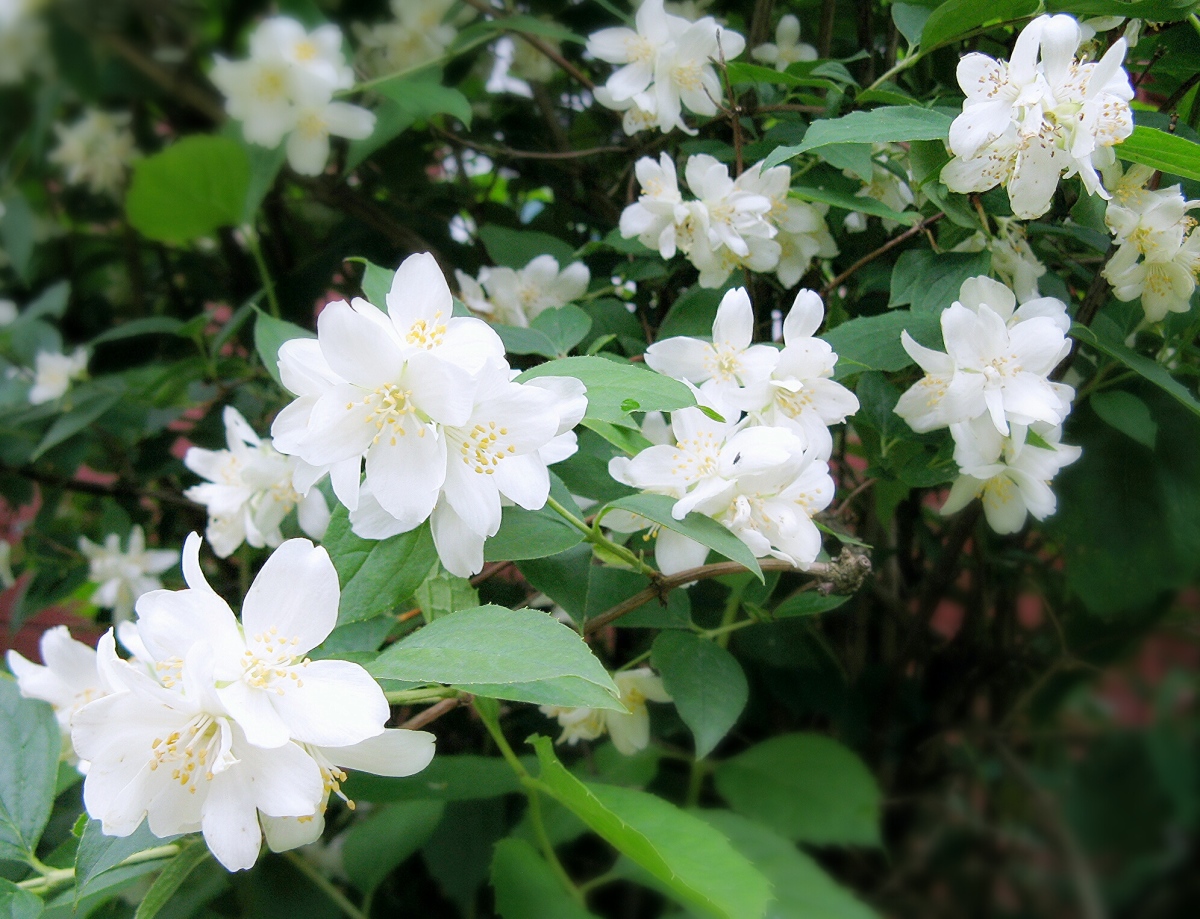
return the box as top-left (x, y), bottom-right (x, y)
top-left (325, 729), bottom-right (437, 777)
top-left (269, 660), bottom-right (389, 747)
top-left (242, 539), bottom-right (339, 655)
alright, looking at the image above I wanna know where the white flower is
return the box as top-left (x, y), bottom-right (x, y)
top-left (0, 0), bottom-right (46, 85)
top-left (353, 0), bottom-right (462, 77)
top-left (456, 255), bottom-right (590, 327)
top-left (942, 417), bottom-right (1081, 533)
top-left (942, 14), bottom-right (1133, 218)
top-left (28, 346), bottom-right (87, 405)
top-left (743, 289), bottom-right (860, 458)
top-left (184, 406), bottom-right (330, 559)
top-left (688, 155), bottom-right (775, 258)
top-left (644, 287), bottom-right (780, 402)
top-left (211, 16), bottom-right (373, 175)
top-left (592, 86), bottom-right (663, 135)
top-left (79, 526), bottom-right (178, 624)
top-left (48, 110), bottom-right (139, 196)
top-left (0, 298), bottom-right (17, 326)
top-left (541, 668), bottom-right (671, 755)
top-left (619, 153), bottom-right (686, 257)
top-left (894, 276), bottom-right (1072, 436)
top-left (751, 15), bottom-right (817, 71)
top-left (271, 252), bottom-right (505, 525)
top-left (842, 145), bottom-right (917, 233)
top-left (587, 0), bottom-right (744, 135)
top-left (773, 200), bottom-right (838, 287)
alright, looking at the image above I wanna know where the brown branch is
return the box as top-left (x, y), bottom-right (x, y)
top-left (97, 32), bottom-right (225, 123)
top-left (1, 464), bottom-right (197, 510)
top-left (459, 0), bottom-right (594, 90)
top-left (1053, 243), bottom-right (1116, 379)
top-left (433, 127), bottom-right (626, 161)
top-left (399, 695), bottom-right (465, 731)
top-left (822, 212), bottom-right (945, 299)
top-left (1159, 70), bottom-right (1200, 113)
top-left (818, 0), bottom-right (837, 60)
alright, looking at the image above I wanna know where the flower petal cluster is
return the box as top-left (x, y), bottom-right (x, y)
top-left (67, 534), bottom-right (435, 871)
top-left (942, 14), bottom-right (1134, 218)
top-left (455, 255), bottom-right (590, 327)
top-left (540, 668), bottom-right (671, 755)
top-left (894, 276), bottom-right (1081, 532)
top-left (750, 15), bottom-right (817, 71)
top-left (588, 0), bottom-right (745, 135)
top-left (185, 406), bottom-right (330, 558)
top-left (1101, 163), bottom-right (1200, 321)
top-left (271, 253), bottom-right (587, 577)
top-left (211, 17), bottom-right (374, 176)
top-left (352, 0), bottom-right (467, 77)
top-left (28, 346), bottom-right (87, 405)
top-left (620, 154), bottom-right (837, 288)
top-left (48, 109), bottom-right (139, 197)
top-left (0, 0), bottom-right (46, 85)
top-left (611, 287), bottom-right (846, 574)
top-left (79, 526), bottom-right (179, 623)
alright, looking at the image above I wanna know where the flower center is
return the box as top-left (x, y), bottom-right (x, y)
top-left (406, 311), bottom-right (447, 348)
top-left (672, 434), bottom-right (721, 479)
top-left (242, 625), bottom-right (307, 695)
top-left (254, 67), bottom-right (287, 101)
top-left (625, 35), bottom-right (654, 65)
top-left (457, 420), bottom-right (515, 475)
top-left (296, 111), bottom-right (327, 140)
top-left (360, 383), bottom-right (424, 446)
top-left (293, 39), bottom-right (317, 61)
top-left (149, 714), bottom-right (224, 792)
top-left (672, 61), bottom-right (701, 90)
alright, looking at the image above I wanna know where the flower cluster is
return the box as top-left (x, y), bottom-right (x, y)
top-left (942, 14), bottom-right (1134, 219)
top-left (353, 0), bottom-right (468, 78)
top-left (587, 0), bottom-right (745, 135)
top-left (455, 255), bottom-right (591, 328)
top-left (48, 109), bottom-right (139, 197)
top-left (211, 17), bottom-right (374, 176)
top-left (184, 406), bottom-right (331, 559)
top-left (894, 276), bottom-right (1081, 533)
top-left (271, 253), bottom-right (587, 577)
top-left (608, 288), bottom-right (856, 574)
top-left (620, 153), bottom-right (838, 288)
top-left (79, 526), bottom-right (179, 624)
top-left (541, 668), bottom-right (671, 756)
top-left (1100, 163), bottom-right (1200, 321)
top-left (11, 535), bottom-right (435, 871)
top-left (27, 346), bottom-right (87, 405)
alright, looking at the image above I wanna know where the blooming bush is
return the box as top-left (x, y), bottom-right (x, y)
top-left (1, 2), bottom-right (1199, 918)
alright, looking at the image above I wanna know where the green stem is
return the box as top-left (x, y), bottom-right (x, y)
top-left (18, 844), bottom-right (181, 893)
top-left (384, 686), bottom-right (459, 705)
top-left (285, 850), bottom-right (370, 919)
top-left (715, 582), bottom-right (745, 650)
top-left (474, 698), bottom-right (529, 779)
top-left (699, 618), bottom-right (756, 642)
top-left (684, 758), bottom-right (710, 808)
top-left (546, 497), bottom-right (660, 579)
top-left (245, 227), bottom-right (280, 318)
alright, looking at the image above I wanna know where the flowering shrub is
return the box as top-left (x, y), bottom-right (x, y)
top-left (1, 2), bottom-right (1199, 918)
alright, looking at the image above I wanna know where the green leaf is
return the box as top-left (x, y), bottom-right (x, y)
top-left (74, 820), bottom-right (179, 901)
top-left (815, 144), bottom-right (876, 182)
top-left (0, 193), bottom-right (36, 283)
top-left (763, 107), bottom-right (953, 169)
top-left (651, 632), bottom-right (747, 758)
top-left (351, 258), bottom-right (394, 310)
top-left (414, 568), bottom-right (479, 622)
top-left (342, 801), bottom-right (445, 893)
top-left (1116, 124), bottom-right (1200, 182)
top-left (823, 309), bottom-right (942, 381)
top-left (375, 78), bottom-right (473, 128)
top-left (888, 249), bottom-right (991, 313)
top-left (479, 226), bottom-right (576, 269)
top-left (31, 381), bottom-right (126, 459)
top-left (344, 754), bottom-right (531, 803)
top-left (1074, 318), bottom-right (1200, 419)
top-left (791, 185), bottom-right (920, 226)
top-left (485, 505), bottom-right (585, 560)
top-left (530, 305), bottom-right (592, 355)
top-left (253, 308), bottom-right (314, 387)
top-left (699, 811), bottom-right (881, 919)
top-left (491, 839), bottom-right (599, 919)
top-left (133, 838), bottom-right (210, 919)
top-left (529, 737), bottom-right (772, 919)
top-left (0, 674), bottom-right (62, 862)
top-left (0, 878), bottom-right (43, 919)
top-left (602, 493), bottom-right (763, 580)
top-left (370, 605), bottom-right (623, 710)
top-left (21, 282), bottom-right (70, 322)
top-left (920, 0), bottom-right (1041, 52)
top-left (495, 325), bottom-right (563, 359)
top-left (126, 136), bottom-right (250, 243)
top-left (1091, 390), bottom-right (1157, 449)
top-left (89, 317), bottom-right (184, 346)
top-left (323, 507), bottom-right (439, 624)
top-left (518, 355), bottom-right (695, 429)
top-left (891, 3), bottom-right (933, 46)
top-left (725, 61), bottom-right (841, 92)
top-left (714, 734), bottom-right (882, 846)
top-left (772, 592), bottom-right (849, 618)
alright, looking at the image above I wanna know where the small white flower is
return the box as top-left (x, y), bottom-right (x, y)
top-left (48, 109), bottom-right (139, 196)
top-left (79, 526), bottom-right (178, 624)
top-left (894, 276), bottom-right (1072, 436)
top-left (751, 15), bottom-right (817, 71)
top-left (541, 668), bottom-right (672, 755)
top-left (457, 255), bottom-right (590, 327)
top-left (353, 0), bottom-right (462, 77)
top-left (688, 155), bottom-right (775, 258)
top-left (184, 406), bottom-right (330, 559)
top-left (28, 346), bottom-right (88, 405)
top-left (842, 145), bottom-right (917, 233)
top-left (619, 153), bottom-right (686, 256)
top-left (285, 89), bottom-right (376, 177)
top-left (942, 417), bottom-right (1081, 533)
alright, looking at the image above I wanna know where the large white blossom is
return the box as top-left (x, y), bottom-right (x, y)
top-left (751, 15), bottom-right (817, 71)
top-left (28, 346), bottom-right (88, 405)
top-left (71, 534), bottom-right (435, 871)
top-left (455, 255), bottom-right (590, 327)
top-left (211, 17), bottom-right (374, 176)
top-left (79, 526), bottom-right (178, 624)
top-left (48, 110), bottom-right (139, 197)
top-left (541, 668), bottom-right (672, 755)
top-left (587, 0), bottom-right (745, 135)
top-left (942, 14), bottom-right (1134, 218)
top-left (894, 276), bottom-right (1072, 437)
top-left (185, 406), bottom-right (330, 558)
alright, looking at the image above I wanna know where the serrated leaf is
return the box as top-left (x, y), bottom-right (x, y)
top-left (651, 632), bottom-right (747, 758)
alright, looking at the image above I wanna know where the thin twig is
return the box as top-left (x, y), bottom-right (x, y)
top-left (1159, 70), bottom-right (1200, 113)
top-left (822, 213), bottom-right (945, 299)
top-left (399, 695), bottom-right (464, 731)
top-left (1053, 244), bottom-right (1116, 379)
top-left (717, 32), bottom-right (743, 175)
top-left (458, 0), bottom-right (594, 90)
top-left (97, 32), bottom-right (225, 122)
top-left (433, 127), bottom-right (625, 161)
